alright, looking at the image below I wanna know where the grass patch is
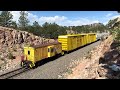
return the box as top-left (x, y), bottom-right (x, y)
top-left (8, 52), bottom-right (15, 60)
top-left (66, 68), bottom-right (73, 74)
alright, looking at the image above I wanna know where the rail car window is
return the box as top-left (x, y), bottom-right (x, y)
top-left (48, 48), bottom-right (50, 52)
top-left (48, 48), bottom-right (54, 52)
top-left (28, 51), bottom-right (30, 55)
top-left (51, 48), bottom-right (54, 52)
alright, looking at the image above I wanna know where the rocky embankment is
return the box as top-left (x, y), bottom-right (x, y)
top-left (0, 26), bottom-right (54, 73)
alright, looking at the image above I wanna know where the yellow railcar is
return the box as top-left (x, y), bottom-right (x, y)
top-left (88, 33), bottom-right (96, 43)
top-left (58, 35), bottom-right (78, 52)
top-left (58, 35), bottom-right (68, 51)
top-left (76, 34), bottom-right (82, 48)
top-left (58, 34), bottom-right (89, 52)
top-left (78, 34), bottom-right (88, 46)
top-left (86, 34), bottom-right (90, 44)
top-left (22, 42), bottom-right (62, 68)
top-left (66, 34), bottom-right (78, 50)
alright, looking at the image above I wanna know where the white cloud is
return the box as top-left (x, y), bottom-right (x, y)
top-left (102, 13), bottom-right (120, 25)
top-left (106, 13), bottom-right (113, 17)
top-left (111, 15), bottom-right (120, 20)
top-left (10, 11), bottom-right (100, 26)
top-left (10, 11), bottom-right (67, 25)
top-left (103, 22), bottom-right (108, 25)
top-left (10, 11), bottom-right (20, 23)
top-left (28, 12), bottom-right (39, 24)
top-left (11, 11), bottom-right (38, 24)
top-left (59, 18), bottom-right (99, 26)
top-left (39, 16), bottom-right (67, 24)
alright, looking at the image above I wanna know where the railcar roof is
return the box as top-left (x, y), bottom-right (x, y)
top-left (26, 41), bottom-right (61, 48)
top-left (88, 33), bottom-right (96, 34)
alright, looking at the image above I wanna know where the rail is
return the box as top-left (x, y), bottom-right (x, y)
top-left (0, 67), bottom-right (30, 79)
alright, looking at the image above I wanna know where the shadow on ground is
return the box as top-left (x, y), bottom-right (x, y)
top-left (98, 41), bottom-right (120, 79)
top-left (35, 54), bottom-right (62, 68)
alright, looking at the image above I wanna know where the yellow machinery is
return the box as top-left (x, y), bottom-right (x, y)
top-left (22, 42), bottom-right (62, 68)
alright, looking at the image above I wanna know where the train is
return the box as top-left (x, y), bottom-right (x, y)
top-left (21, 33), bottom-right (97, 68)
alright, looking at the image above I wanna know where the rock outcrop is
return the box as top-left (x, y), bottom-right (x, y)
top-left (0, 26), bottom-right (54, 72)
top-left (107, 17), bottom-right (120, 29)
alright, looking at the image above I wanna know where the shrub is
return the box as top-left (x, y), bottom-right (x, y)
top-left (66, 69), bottom-right (73, 74)
top-left (8, 52), bottom-right (15, 59)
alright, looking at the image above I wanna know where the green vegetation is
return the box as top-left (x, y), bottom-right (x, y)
top-left (72, 23), bottom-right (108, 33)
top-left (110, 29), bottom-right (120, 41)
top-left (8, 52), bottom-right (15, 59)
top-left (0, 11), bottom-right (13, 27)
top-left (107, 18), bottom-right (120, 41)
top-left (66, 68), bottom-right (73, 74)
top-left (18, 11), bottom-right (29, 30)
top-left (0, 11), bottom-right (109, 39)
top-left (106, 11), bottom-right (120, 41)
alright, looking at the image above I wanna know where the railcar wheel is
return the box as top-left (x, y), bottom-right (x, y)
top-left (29, 64), bottom-right (33, 68)
top-left (61, 51), bottom-right (64, 56)
top-left (29, 63), bottom-right (35, 69)
top-left (21, 61), bottom-right (25, 67)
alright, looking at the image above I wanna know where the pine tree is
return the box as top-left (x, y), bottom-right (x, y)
top-left (18, 11), bottom-right (29, 30)
top-left (11, 21), bottom-right (17, 29)
top-left (33, 21), bottom-right (40, 27)
top-left (0, 11), bottom-right (13, 27)
top-left (32, 21), bottom-right (42, 36)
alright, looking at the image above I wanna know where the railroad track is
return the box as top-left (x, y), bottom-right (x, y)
top-left (0, 67), bottom-right (30, 79)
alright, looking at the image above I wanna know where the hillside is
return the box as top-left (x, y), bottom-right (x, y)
top-left (107, 17), bottom-right (120, 29)
top-left (67, 23), bottom-right (108, 34)
top-left (0, 26), bottom-right (54, 72)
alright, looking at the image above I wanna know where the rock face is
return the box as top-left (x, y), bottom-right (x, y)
top-left (107, 17), bottom-right (120, 29)
top-left (0, 26), bottom-right (55, 72)
top-left (0, 26), bottom-right (54, 48)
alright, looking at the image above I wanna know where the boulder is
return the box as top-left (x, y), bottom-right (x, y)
top-left (0, 60), bottom-right (4, 67)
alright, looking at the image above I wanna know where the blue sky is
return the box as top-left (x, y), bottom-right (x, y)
top-left (10, 11), bottom-right (120, 26)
